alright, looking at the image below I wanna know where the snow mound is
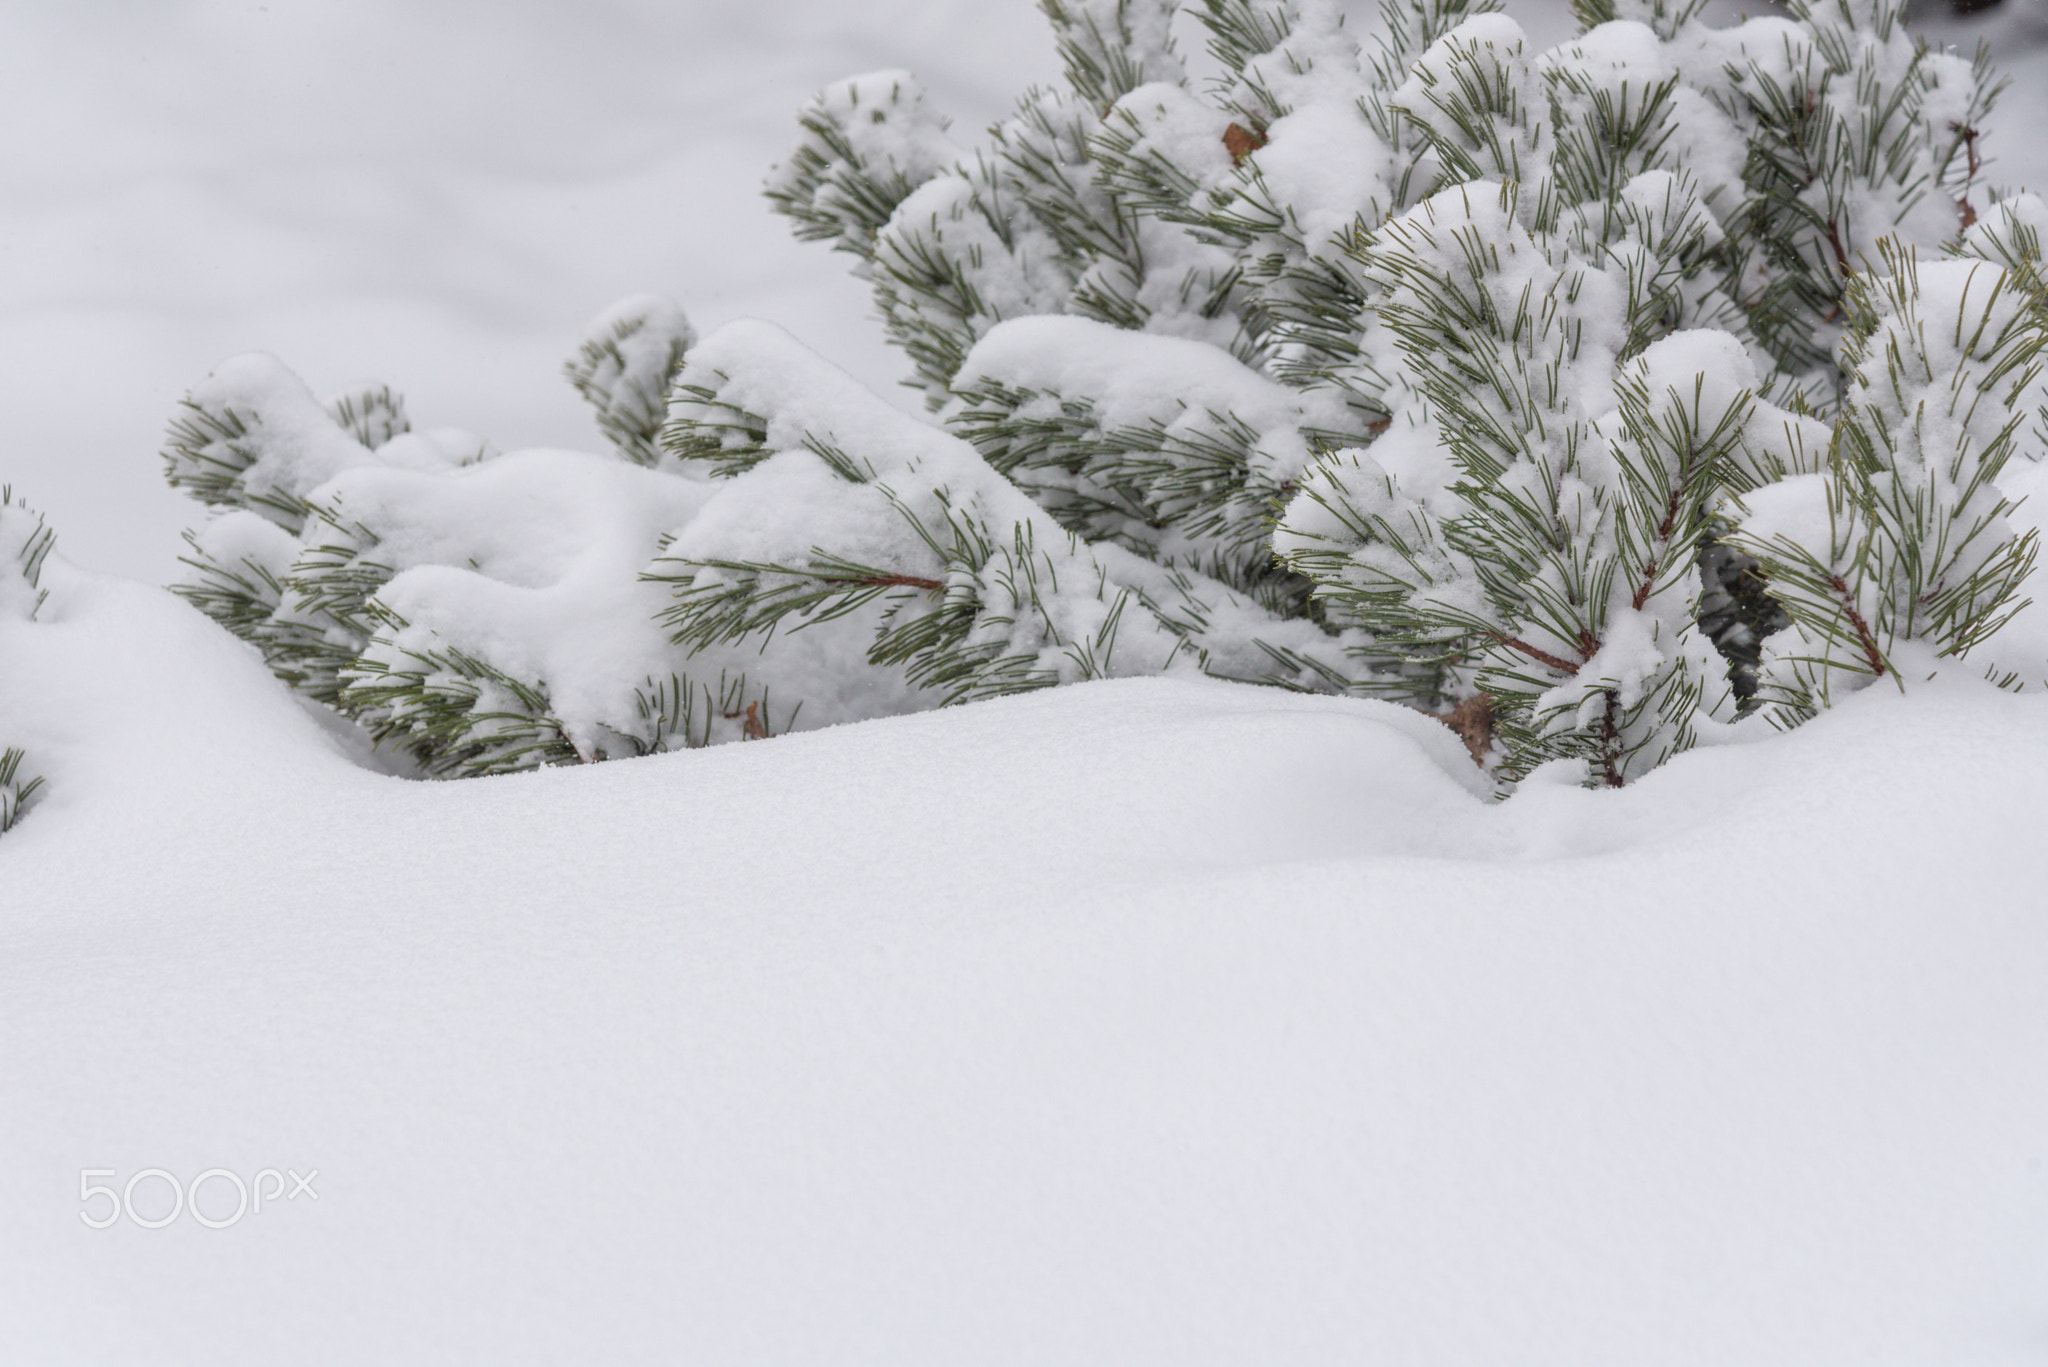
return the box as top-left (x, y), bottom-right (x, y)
top-left (5, 558), bottom-right (2048, 1365)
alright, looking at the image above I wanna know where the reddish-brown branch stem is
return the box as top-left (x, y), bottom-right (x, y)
top-left (1631, 558), bottom-right (1663, 612)
top-left (1632, 486), bottom-right (1686, 611)
top-left (1828, 573), bottom-right (1888, 677)
top-left (1825, 219), bottom-right (1853, 280)
top-left (1956, 123), bottom-right (1982, 229)
top-left (1597, 689), bottom-right (1625, 788)
top-left (1489, 630), bottom-right (1582, 676)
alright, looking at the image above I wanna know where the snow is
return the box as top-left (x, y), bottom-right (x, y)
top-left (1395, 13), bottom-right (1546, 185)
top-left (8, 0), bottom-right (2048, 1362)
top-left (1545, 23), bottom-right (1748, 213)
top-left (7, 549), bottom-right (2048, 1364)
top-left (1059, 0), bottom-right (1188, 93)
top-left (175, 353), bottom-right (384, 510)
top-left (1251, 95), bottom-right (1402, 249)
top-left (331, 449), bottom-right (711, 752)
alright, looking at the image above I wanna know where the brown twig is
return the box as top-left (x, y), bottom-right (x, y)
top-left (1825, 219), bottom-right (1853, 280)
top-left (1488, 630), bottom-right (1583, 676)
top-left (1631, 472), bottom-right (1690, 611)
top-left (1595, 689), bottom-right (1624, 788)
top-left (1955, 123), bottom-right (1982, 230)
top-left (1829, 573), bottom-right (1888, 677)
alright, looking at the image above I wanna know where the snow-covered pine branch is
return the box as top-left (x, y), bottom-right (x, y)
top-left (158, 310), bottom-right (1382, 781)
top-left (2, 487), bottom-right (56, 831)
top-left (1727, 212), bottom-right (2048, 716)
top-left (649, 319), bottom-right (1379, 704)
top-left (945, 313), bottom-right (1375, 614)
top-left (1273, 170), bottom-right (1823, 783)
top-left (563, 295), bottom-right (698, 469)
top-left (163, 350), bottom-right (731, 774)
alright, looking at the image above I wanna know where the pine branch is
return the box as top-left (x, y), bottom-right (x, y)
top-left (0, 746), bottom-right (46, 835)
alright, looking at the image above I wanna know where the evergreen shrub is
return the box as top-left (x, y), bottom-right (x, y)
top-left (160, 0), bottom-right (2047, 789)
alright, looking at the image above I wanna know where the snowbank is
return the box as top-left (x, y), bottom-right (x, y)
top-left (4, 557), bottom-right (2046, 1365)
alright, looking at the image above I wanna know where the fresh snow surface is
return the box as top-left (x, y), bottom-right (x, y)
top-left (6, 0), bottom-right (2048, 1363)
top-left (5, 560), bottom-right (2048, 1365)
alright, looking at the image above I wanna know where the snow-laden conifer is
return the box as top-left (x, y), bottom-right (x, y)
top-left (764, 0), bottom-right (1375, 405)
top-left (753, 0), bottom-right (2012, 785)
top-left (157, 0), bottom-right (2037, 789)
top-left (945, 314), bottom-right (1359, 614)
top-left (0, 745), bottom-right (41, 835)
top-left (767, 72), bottom-right (965, 268)
top-left (1259, 0), bottom-right (2011, 780)
top-left (168, 355), bottom-right (494, 713)
top-left (1267, 6), bottom-right (1822, 781)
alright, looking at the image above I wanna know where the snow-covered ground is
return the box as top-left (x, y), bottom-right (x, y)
top-left (8, 562), bottom-right (2048, 1365)
top-left (6, 1), bottom-right (2048, 1363)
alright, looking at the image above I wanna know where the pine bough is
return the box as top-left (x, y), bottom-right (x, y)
top-left (157, 0), bottom-right (2047, 790)
top-left (2, 487), bottom-right (55, 832)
